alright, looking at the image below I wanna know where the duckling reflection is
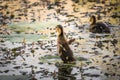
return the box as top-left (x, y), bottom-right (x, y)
top-left (57, 64), bottom-right (76, 80)
top-left (89, 15), bottom-right (110, 33)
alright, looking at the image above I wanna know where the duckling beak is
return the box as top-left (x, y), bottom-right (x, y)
top-left (55, 27), bottom-right (58, 32)
top-left (55, 27), bottom-right (58, 35)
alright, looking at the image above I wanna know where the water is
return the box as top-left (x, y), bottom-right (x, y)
top-left (0, 0), bottom-right (120, 80)
top-left (0, 33), bottom-right (48, 42)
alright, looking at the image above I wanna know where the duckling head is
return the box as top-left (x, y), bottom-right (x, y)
top-left (90, 15), bottom-right (96, 25)
top-left (55, 25), bottom-right (64, 36)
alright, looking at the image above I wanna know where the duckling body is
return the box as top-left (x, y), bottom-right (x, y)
top-left (56, 25), bottom-right (75, 63)
top-left (89, 15), bottom-right (110, 33)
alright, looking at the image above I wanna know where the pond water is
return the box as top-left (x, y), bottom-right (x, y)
top-left (0, 33), bottom-right (48, 42)
top-left (0, 0), bottom-right (120, 80)
top-left (0, 25), bottom-right (120, 80)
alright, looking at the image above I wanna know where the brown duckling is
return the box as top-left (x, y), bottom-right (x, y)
top-left (89, 15), bottom-right (110, 33)
top-left (55, 25), bottom-right (75, 63)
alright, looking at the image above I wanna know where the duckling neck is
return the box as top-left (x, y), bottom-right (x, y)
top-left (57, 35), bottom-right (66, 43)
top-left (58, 35), bottom-right (65, 40)
top-left (91, 18), bottom-right (96, 25)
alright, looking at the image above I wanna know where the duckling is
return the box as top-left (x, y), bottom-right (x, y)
top-left (89, 15), bottom-right (110, 33)
top-left (55, 25), bottom-right (76, 63)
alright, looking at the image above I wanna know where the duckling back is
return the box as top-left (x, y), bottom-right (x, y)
top-left (90, 22), bottom-right (110, 33)
top-left (57, 36), bottom-right (75, 63)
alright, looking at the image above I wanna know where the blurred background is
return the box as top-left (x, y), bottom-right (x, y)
top-left (0, 0), bottom-right (120, 80)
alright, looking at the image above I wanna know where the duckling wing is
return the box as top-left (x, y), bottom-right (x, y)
top-left (59, 42), bottom-right (72, 53)
top-left (96, 22), bottom-right (110, 33)
top-left (58, 41), bottom-right (74, 56)
top-left (58, 43), bottom-right (75, 63)
top-left (68, 38), bottom-right (75, 44)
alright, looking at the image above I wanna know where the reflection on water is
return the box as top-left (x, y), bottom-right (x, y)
top-left (57, 64), bottom-right (76, 80)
